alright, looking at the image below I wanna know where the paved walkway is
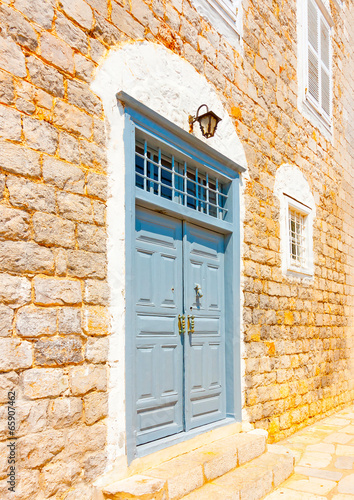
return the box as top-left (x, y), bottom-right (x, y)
top-left (264, 405), bottom-right (354, 499)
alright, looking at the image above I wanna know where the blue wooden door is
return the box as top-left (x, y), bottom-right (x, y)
top-left (184, 223), bottom-right (226, 430)
top-left (134, 209), bottom-right (225, 445)
top-left (134, 208), bottom-right (183, 445)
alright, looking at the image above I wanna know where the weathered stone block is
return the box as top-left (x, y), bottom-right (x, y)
top-left (67, 250), bottom-right (106, 278)
top-left (0, 441), bottom-right (9, 480)
top-left (0, 174), bottom-right (4, 200)
top-left (0, 372), bottom-right (18, 403)
top-left (84, 391), bottom-right (108, 424)
top-left (27, 55), bottom-right (64, 97)
top-left (62, 483), bottom-right (94, 500)
top-left (86, 172), bottom-right (107, 200)
top-left (33, 212), bottom-right (75, 248)
top-left (84, 279), bottom-right (110, 305)
top-left (59, 0), bottom-right (93, 30)
top-left (237, 431), bottom-right (267, 465)
top-left (34, 277), bottom-right (82, 305)
top-left (69, 364), bottom-right (107, 395)
top-left (22, 368), bottom-right (69, 399)
top-left (58, 307), bottom-right (82, 334)
top-left (93, 117), bottom-right (105, 146)
top-left (85, 336), bottom-right (109, 364)
top-left (0, 205), bottom-right (30, 240)
top-left (74, 52), bottom-right (96, 82)
top-left (80, 137), bottom-right (107, 170)
top-left (16, 399), bottom-right (48, 437)
top-left (149, 454), bottom-right (204, 499)
top-left (0, 104), bottom-right (21, 140)
top-left (48, 396), bottom-right (83, 428)
top-left (23, 116), bottom-right (58, 154)
top-left (110, 3), bottom-right (145, 39)
top-left (0, 33), bottom-right (26, 77)
top-left (55, 12), bottom-right (88, 54)
top-left (14, 0), bottom-right (54, 29)
top-left (53, 100), bottom-right (92, 139)
top-left (103, 475), bottom-right (166, 500)
top-left (0, 4), bottom-right (38, 51)
top-left (55, 248), bottom-right (68, 276)
top-left (0, 273), bottom-right (31, 307)
top-left (16, 305), bottom-right (57, 338)
top-left (0, 305), bottom-right (13, 337)
top-left (58, 131), bottom-right (81, 164)
top-left (1, 469), bottom-right (40, 498)
top-left (67, 79), bottom-right (102, 115)
top-left (17, 96), bottom-right (36, 114)
top-left (66, 422), bottom-right (106, 455)
top-left (57, 191), bottom-right (93, 222)
top-left (77, 223), bottom-right (106, 253)
top-left (0, 140), bottom-right (41, 177)
top-left (83, 306), bottom-right (110, 335)
top-left (0, 241), bottom-right (54, 274)
top-left (84, 450), bottom-right (107, 481)
top-left (41, 458), bottom-right (81, 498)
top-left (7, 175), bottom-right (56, 212)
top-left (17, 429), bottom-right (65, 468)
top-left (43, 156), bottom-right (85, 193)
top-left (92, 199), bottom-right (105, 225)
top-left (0, 338), bottom-right (32, 372)
top-left (0, 69), bottom-right (14, 104)
top-left (34, 336), bottom-right (83, 366)
top-left (41, 31), bottom-right (74, 74)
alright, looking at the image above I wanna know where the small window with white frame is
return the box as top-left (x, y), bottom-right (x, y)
top-left (285, 196), bottom-right (313, 276)
top-left (298, 0), bottom-right (334, 135)
top-left (274, 165), bottom-right (316, 279)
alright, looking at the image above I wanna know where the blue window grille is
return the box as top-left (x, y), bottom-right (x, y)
top-left (135, 137), bottom-right (228, 219)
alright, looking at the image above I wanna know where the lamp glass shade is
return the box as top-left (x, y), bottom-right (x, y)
top-left (197, 111), bottom-right (221, 138)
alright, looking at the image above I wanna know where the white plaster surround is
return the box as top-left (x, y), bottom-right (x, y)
top-left (91, 41), bottom-right (248, 472)
top-left (274, 164), bottom-right (316, 279)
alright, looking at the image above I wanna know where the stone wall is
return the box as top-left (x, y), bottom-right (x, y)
top-left (0, 0), bottom-right (352, 498)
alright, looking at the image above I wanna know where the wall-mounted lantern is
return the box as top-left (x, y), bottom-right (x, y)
top-left (188, 104), bottom-right (222, 138)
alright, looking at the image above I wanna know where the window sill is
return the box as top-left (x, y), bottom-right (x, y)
top-left (286, 266), bottom-right (314, 279)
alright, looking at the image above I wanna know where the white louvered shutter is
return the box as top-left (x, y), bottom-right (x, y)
top-left (307, 0), bottom-right (320, 105)
top-left (320, 17), bottom-right (331, 116)
top-left (306, 0), bottom-right (332, 119)
top-left (219, 0), bottom-right (238, 19)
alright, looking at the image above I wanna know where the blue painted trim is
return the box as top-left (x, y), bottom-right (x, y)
top-left (122, 93), bottom-right (242, 462)
top-left (123, 115), bottom-right (138, 465)
top-left (224, 176), bottom-right (242, 421)
top-left (136, 189), bottom-right (234, 234)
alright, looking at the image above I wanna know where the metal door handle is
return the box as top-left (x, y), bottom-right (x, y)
top-left (188, 315), bottom-right (195, 334)
top-left (194, 284), bottom-right (203, 298)
top-left (178, 315), bottom-right (186, 335)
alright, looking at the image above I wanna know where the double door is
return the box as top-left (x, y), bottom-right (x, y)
top-left (134, 208), bottom-right (226, 445)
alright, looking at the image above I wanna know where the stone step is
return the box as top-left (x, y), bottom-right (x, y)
top-left (102, 430), bottom-right (271, 499)
top-left (181, 448), bottom-right (294, 500)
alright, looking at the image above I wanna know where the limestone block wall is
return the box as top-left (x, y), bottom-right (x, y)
top-left (0, 0), bottom-right (352, 498)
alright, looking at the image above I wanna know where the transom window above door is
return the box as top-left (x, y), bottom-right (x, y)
top-left (135, 135), bottom-right (230, 220)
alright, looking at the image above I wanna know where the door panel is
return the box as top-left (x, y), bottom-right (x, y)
top-left (184, 223), bottom-right (226, 430)
top-left (134, 209), bottom-right (226, 445)
top-left (135, 209), bottom-right (183, 445)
